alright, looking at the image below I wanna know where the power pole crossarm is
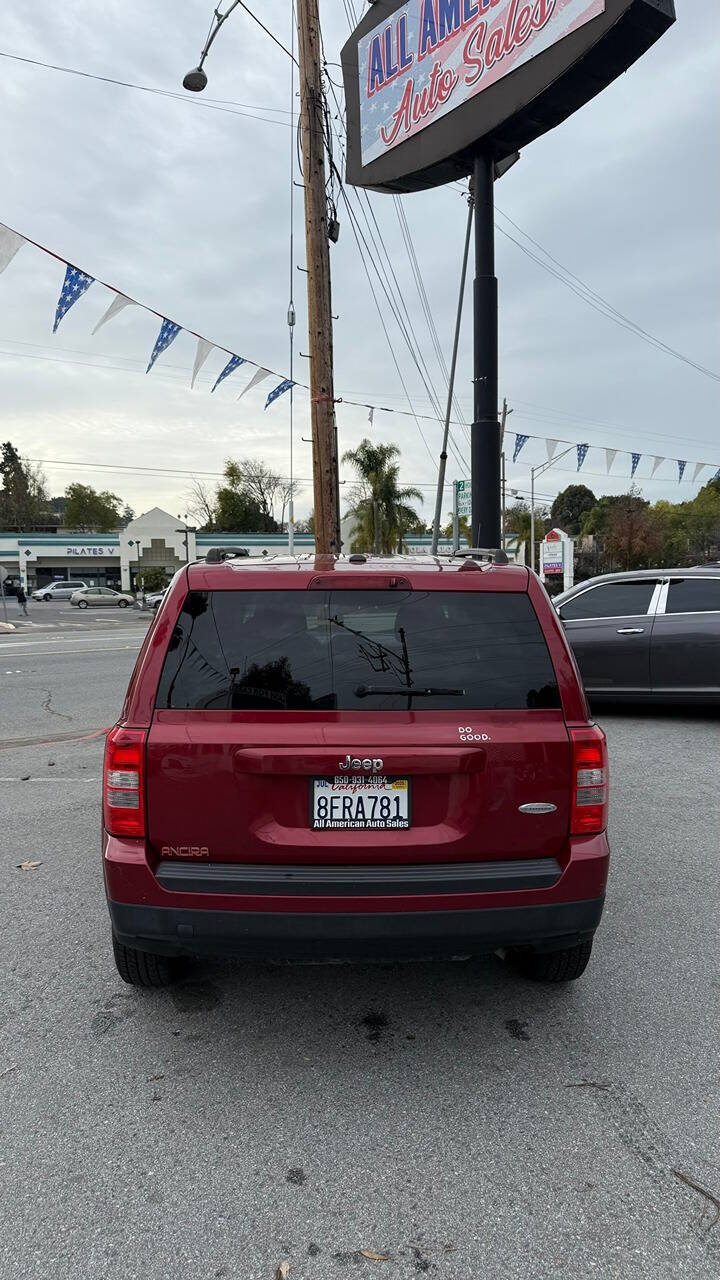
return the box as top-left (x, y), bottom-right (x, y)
top-left (296, 0), bottom-right (341, 555)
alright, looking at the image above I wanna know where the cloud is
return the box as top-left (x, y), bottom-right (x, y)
top-left (0, 0), bottom-right (717, 519)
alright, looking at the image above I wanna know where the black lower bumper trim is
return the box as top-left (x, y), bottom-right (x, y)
top-left (108, 897), bottom-right (604, 962)
top-left (155, 857), bottom-right (562, 896)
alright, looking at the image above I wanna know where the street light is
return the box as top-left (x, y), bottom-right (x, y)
top-left (529, 443), bottom-right (583, 573)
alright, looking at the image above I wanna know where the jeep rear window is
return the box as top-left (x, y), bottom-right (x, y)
top-left (156, 590), bottom-right (560, 711)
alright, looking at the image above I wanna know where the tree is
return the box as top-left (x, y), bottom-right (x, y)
top-left (137, 567), bottom-right (168, 593)
top-left (294, 511), bottom-right (315, 535)
top-left (550, 484), bottom-right (596, 535)
top-left (342, 439), bottom-right (423, 553)
top-left (0, 442), bottom-right (50, 528)
top-left (441, 513), bottom-right (470, 543)
top-left (224, 459), bottom-right (300, 532)
top-left (215, 485), bottom-right (267, 532)
top-left (64, 483), bottom-right (125, 532)
top-left (186, 479), bottom-right (218, 531)
top-left (581, 488), bottom-right (656, 570)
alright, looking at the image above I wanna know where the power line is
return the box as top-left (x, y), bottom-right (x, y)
top-left (494, 215), bottom-right (720, 384)
top-left (0, 49), bottom-right (296, 128)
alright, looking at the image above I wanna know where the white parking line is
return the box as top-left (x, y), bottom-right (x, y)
top-left (3, 646), bottom-right (139, 658)
top-left (0, 778), bottom-right (99, 783)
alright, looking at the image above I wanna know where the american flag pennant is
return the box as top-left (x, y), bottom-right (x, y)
top-left (631, 452), bottom-right (641, 478)
top-left (146, 319), bottom-right (181, 373)
top-left (237, 367), bottom-right (271, 400)
top-left (677, 460), bottom-right (686, 482)
top-left (53, 265), bottom-right (94, 333)
top-left (0, 225), bottom-right (25, 275)
top-left (191, 338), bottom-right (214, 389)
top-left (265, 378), bottom-right (294, 410)
top-left (512, 433), bottom-right (529, 463)
top-left (212, 354), bottom-right (245, 392)
top-left (576, 443), bottom-right (589, 471)
top-left (92, 293), bottom-right (135, 336)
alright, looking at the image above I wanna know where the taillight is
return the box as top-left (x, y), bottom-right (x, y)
top-left (570, 726), bottom-right (608, 835)
top-left (103, 727), bottom-right (146, 838)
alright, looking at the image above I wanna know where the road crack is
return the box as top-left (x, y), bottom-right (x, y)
top-left (40, 689), bottom-right (73, 722)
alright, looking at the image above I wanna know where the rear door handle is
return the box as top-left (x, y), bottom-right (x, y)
top-left (616, 627), bottom-right (644, 634)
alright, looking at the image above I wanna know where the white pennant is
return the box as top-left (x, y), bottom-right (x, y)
top-left (0, 225), bottom-right (25, 275)
top-left (650, 456), bottom-right (664, 477)
top-left (692, 462), bottom-right (708, 484)
top-left (545, 438), bottom-right (559, 462)
top-left (191, 337), bottom-right (214, 389)
top-left (237, 367), bottom-right (272, 401)
top-left (368, 407), bottom-right (375, 427)
top-left (605, 448), bottom-right (617, 474)
top-left (91, 293), bottom-right (135, 335)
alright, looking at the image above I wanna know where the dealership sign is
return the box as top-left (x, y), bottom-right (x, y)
top-left (359, 0), bottom-right (603, 166)
top-left (342, 0), bottom-right (675, 192)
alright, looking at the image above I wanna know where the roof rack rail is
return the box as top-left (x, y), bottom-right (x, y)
top-left (454, 547), bottom-right (509, 565)
top-left (204, 547), bottom-right (250, 563)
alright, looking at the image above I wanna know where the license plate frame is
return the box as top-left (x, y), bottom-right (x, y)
top-left (310, 775), bottom-right (411, 830)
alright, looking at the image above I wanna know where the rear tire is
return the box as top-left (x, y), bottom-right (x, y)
top-left (77, 599), bottom-right (88, 609)
top-left (118, 599), bottom-right (128, 608)
top-left (511, 939), bottom-right (593, 983)
top-left (112, 933), bottom-right (176, 987)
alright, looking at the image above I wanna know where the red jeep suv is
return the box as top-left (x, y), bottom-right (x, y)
top-left (103, 553), bottom-right (609, 986)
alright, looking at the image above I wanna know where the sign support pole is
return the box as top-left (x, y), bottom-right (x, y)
top-left (452, 481), bottom-right (459, 553)
top-left (430, 190), bottom-right (474, 556)
top-left (471, 152), bottom-right (501, 552)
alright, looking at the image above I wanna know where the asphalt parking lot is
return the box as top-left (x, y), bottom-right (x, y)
top-left (1, 617), bottom-right (719, 1279)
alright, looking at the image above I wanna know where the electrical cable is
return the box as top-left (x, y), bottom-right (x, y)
top-left (0, 49), bottom-right (296, 128)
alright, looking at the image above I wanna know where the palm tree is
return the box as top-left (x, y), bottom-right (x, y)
top-left (342, 439), bottom-right (423, 554)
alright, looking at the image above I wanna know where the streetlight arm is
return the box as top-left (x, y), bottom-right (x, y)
top-left (532, 441), bottom-right (579, 481)
top-left (193, 0), bottom-right (297, 71)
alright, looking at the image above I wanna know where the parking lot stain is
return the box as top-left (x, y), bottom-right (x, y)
top-left (91, 1008), bottom-right (135, 1036)
top-left (171, 980), bottom-right (223, 1013)
top-left (287, 1167), bottom-right (306, 1186)
top-left (361, 1010), bottom-right (389, 1042)
top-left (308, 1242), bottom-right (321, 1256)
top-left (504, 1018), bottom-right (530, 1042)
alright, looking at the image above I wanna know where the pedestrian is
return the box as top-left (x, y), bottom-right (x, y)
top-left (16, 584), bottom-right (29, 617)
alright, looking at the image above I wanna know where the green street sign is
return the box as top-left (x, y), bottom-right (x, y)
top-left (456, 479), bottom-right (471, 518)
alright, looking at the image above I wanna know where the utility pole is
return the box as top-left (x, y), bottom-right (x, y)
top-left (296, 0), bottom-right (341, 556)
top-left (471, 154), bottom-right (501, 551)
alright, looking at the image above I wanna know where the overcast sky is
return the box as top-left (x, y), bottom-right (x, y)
top-left (0, 0), bottom-right (718, 524)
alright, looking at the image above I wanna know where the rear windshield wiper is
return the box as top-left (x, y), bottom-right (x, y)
top-left (354, 684), bottom-right (465, 698)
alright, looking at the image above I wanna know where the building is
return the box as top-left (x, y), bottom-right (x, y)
top-left (1, 507), bottom-right (523, 592)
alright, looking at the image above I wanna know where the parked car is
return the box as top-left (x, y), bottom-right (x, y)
top-left (70, 586), bottom-right (135, 609)
top-left (145, 589), bottom-right (168, 610)
top-left (103, 553), bottom-right (609, 988)
top-left (554, 567), bottom-right (720, 702)
top-left (31, 580), bottom-right (89, 602)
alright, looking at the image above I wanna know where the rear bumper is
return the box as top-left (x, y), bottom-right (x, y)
top-left (108, 896), bottom-right (604, 961)
top-left (104, 830), bottom-right (609, 961)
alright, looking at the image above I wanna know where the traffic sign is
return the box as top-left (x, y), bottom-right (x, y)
top-left (456, 480), bottom-right (471, 518)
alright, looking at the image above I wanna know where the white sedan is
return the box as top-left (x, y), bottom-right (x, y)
top-left (70, 587), bottom-right (135, 610)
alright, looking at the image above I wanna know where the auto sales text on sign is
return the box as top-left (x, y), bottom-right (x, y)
top-left (358, 0), bottom-right (604, 164)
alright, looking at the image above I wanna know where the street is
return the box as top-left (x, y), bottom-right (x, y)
top-left (1, 621), bottom-right (719, 1280)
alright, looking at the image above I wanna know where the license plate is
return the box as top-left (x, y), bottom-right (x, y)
top-left (311, 776), bottom-right (410, 830)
